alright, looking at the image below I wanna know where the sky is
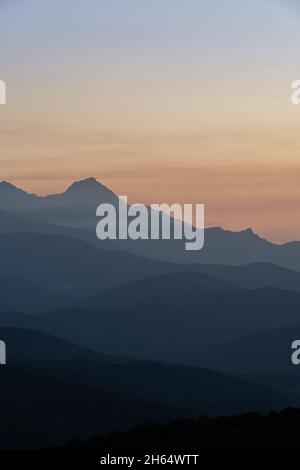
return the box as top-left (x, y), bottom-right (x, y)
top-left (0, 0), bottom-right (300, 242)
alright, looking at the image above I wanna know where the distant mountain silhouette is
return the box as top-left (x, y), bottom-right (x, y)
top-left (72, 285), bottom-right (300, 364)
top-left (44, 177), bottom-right (117, 205)
top-left (76, 270), bottom-right (240, 311)
top-left (0, 181), bottom-right (38, 210)
top-left (0, 274), bottom-right (64, 313)
top-left (195, 262), bottom-right (300, 292)
top-left (2, 277), bottom-right (300, 366)
top-left (120, 226), bottom-right (300, 268)
top-left (2, 178), bottom-right (300, 268)
top-left (207, 324), bottom-right (300, 376)
top-left (0, 209), bottom-right (109, 248)
top-left (1, 227), bottom-right (300, 313)
top-left (0, 177), bottom-right (117, 210)
top-left (0, 178), bottom-right (117, 228)
top-left (0, 327), bottom-right (126, 364)
top-left (0, 232), bottom-right (181, 304)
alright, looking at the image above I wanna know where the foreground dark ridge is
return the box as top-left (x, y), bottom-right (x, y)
top-left (63, 408), bottom-right (300, 451)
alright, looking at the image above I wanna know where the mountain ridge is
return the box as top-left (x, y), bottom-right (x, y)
top-left (2, 178), bottom-right (300, 268)
top-left (0, 177), bottom-right (295, 243)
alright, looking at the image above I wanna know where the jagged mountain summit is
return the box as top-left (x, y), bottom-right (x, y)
top-left (0, 177), bottom-right (118, 211)
top-left (0, 177), bottom-right (118, 228)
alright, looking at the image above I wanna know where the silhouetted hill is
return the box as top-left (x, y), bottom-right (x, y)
top-left (2, 280), bottom-right (300, 366)
top-left (207, 325), bottom-right (300, 376)
top-left (0, 327), bottom-right (297, 449)
top-left (195, 262), bottom-right (300, 292)
top-left (76, 270), bottom-right (240, 311)
top-left (119, 225), bottom-right (300, 268)
top-left (57, 275), bottom-right (300, 364)
top-left (0, 362), bottom-right (174, 449)
top-left (0, 275), bottom-right (64, 313)
top-left (63, 408), bottom-right (300, 451)
top-left (2, 225), bottom-right (300, 315)
top-left (0, 232), bottom-right (181, 303)
top-left (0, 209), bottom-right (112, 249)
top-left (0, 327), bottom-right (126, 363)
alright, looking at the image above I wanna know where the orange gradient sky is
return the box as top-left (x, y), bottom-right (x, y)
top-left (0, 0), bottom-right (300, 242)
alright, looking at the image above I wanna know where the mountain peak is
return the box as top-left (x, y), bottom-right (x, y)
top-left (0, 181), bottom-right (36, 197)
top-left (62, 177), bottom-right (118, 204)
top-left (67, 177), bottom-right (109, 191)
top-left (67, 177), bottom-right (100, 191)
top-left (0, 181), bottom-right (22, 192)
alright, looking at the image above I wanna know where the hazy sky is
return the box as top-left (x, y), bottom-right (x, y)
top-left (0, 0), bottom-right (300, 242)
